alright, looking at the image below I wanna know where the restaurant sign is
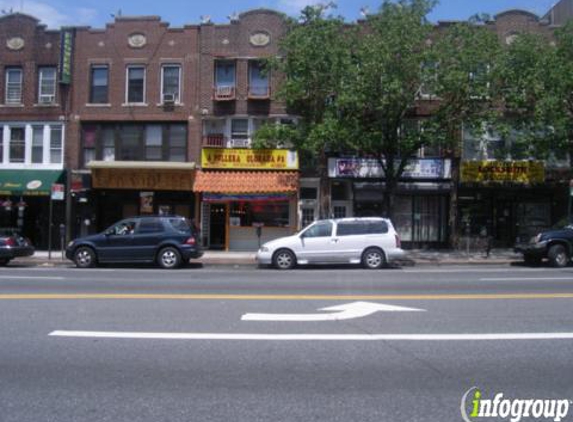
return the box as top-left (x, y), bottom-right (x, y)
top-left (328, 158), bottom-right (451, 179)
top-left (201, 148), bottom-right (299, 170)
top-left (91, 169), bottom-right (194, 191)
top-left (461, 161), bottom-right (544, 184)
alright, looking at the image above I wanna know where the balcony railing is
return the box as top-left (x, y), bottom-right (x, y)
top-left (213, 85), bottom-right (236, 101)
top-left (248, 85), bottom-right (271, 99)
top-left (202, 134), bottom-right (227, 148)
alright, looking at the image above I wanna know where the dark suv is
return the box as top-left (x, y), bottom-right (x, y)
top-left (514, 225), bottom-right (573, 267)
top-left (66, 216), bottom-right (203, 269)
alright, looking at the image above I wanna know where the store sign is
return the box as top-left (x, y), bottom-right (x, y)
top-left (201, 149), bottom-right (299, 170)
top-left (328, 158), bottom-right (451, 179)
top-left (59, 29), bottom-right (74, 84)
top-left (461, 161), bottom-right (544, 184)
top-left (51, 184), bottom-right (65, 201)
top-left (91, 169), bottom-right (194, 191)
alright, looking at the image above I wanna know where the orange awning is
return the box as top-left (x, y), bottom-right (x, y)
top-left (194, 170), bottom-right (299, 193)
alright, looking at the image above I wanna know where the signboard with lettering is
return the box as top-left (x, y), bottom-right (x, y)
top-left (59, 29), bottom-right (74, 84)
top-left (91, 169), bottom-right (195, 191)
top-left (51, 184), bottom-right (65, 201)
top-left (201, 149), bottom-right (299, 170)
top-left (328, 158), bottom-right (451, 179)
top-left (461, 161), bottom-right (545, 184)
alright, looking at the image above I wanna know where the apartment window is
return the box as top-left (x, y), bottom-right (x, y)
top-left (126, 66), bottom-right (145, 104)
top-left (9, 127), bottom-right (25, 163)
top-left (38, 67), bottom-right (57, 104)
top-left (231, 119), bottom-right (249, 147)
top-left (420, 62), bottom-right (437, 98)
top-left (469, 64), bottom-right (490, 98)
top-left (83, 125), bottom-right (96, 166)
top-left (161, 65), bottom-right (180, 103)
top-left (32, 125), bottom-right (44, 163)
top-left (102, 127), bottom-right (115, 161)
top-left (119, 125), bottom-right (141, 160)
top-left (50, 125), bottom-right (63, 164)
top-left (5, 68), bottom-right (23, 105)
top-left (145, 125), bottom-right (163, 160)
top-left (215, 61), bottom-right (235, 88)
top-left (168, 125), bottom-right (186, 162)
top-left (249, 61), bottom-right (269, 97)
top-left (90, 66), bottom-right (109, 104)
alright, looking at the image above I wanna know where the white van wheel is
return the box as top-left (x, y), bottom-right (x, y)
top-left (362, 248), bottom-right (385, 269)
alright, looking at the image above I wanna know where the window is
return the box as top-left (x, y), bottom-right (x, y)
top-left (231, 119), bottom-right (249, 147)
top-left (161, 65), bottom-right (180, 103)
top-left (336, 221), bottom-right (388, 236)
top-left (50, 125), bottom-right (63, 164)
top-left (300, 187), bottom-right (317, 200)
top-left (83, 125), bottom-right (96, 166)
top-left (102, 127), bottom-right (115, 161)
top-left (215, 61), bottom-right (235, 88)
top-left (145, 125), bottom-right (163, 160)
top-left (32, 126), bottom-right (44, 163)
top-left (333, 206), bottom-right (346, 219)
top-left (419, 62), bottom-right (437, 98)
top-left (38, 67), bottom-right (57, 104)
top-left (126, 66), bottom-right (145, 103)
top-left (119, 125), bottom-right (141, 160)
top-left (469, 64), bottom-right (490, 99)
top-left (9, 127), bottom-right (25, 163)
top-left (136, 218), bottom-right (164, 234)
top-left (230, 201), bottom-right (290, 227)
top-left (5, 68), bottom-right (23, 105)
top-left (301, 208), bottom-right (315, 228)
top-left (249, 61), bottom-right (269, 97)
top-left (302, 221), bottom-right (333, 238)
top-left (90, 66), bottom-right (109, 104)
top-left (168, 125), bottom-right (186, 162)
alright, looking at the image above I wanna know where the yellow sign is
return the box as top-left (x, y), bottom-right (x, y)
top-left (201, 148), bottom-right (299, 170)
top-left (461, 161), bottom-right (545, 184)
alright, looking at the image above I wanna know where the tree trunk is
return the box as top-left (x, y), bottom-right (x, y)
top-left (383, 177), bottom-right (398, 221)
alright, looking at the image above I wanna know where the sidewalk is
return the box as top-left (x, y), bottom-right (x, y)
top-left (9, 248), bottom-right (523, 267)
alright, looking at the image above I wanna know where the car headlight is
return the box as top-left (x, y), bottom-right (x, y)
top-left (535, 233), bottom-right (543, 243)
top-left (67, 241), bottom-right (75, 248)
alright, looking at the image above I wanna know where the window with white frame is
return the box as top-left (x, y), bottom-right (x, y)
top-left (9, 127), bottom-right (25, 163)
top-left (32, 125), bottom-right (44, 163)
top-left (215, 61), bottom-right (235, 88)
top-left (50, 125), bottom-right (63, 164)
top-left (126, 66), bottom-right (145, 104)
top-left (231, 119), bottom-right (249, 147)
top-left (38, 67), bottom-right (57, 104)
top-left (249, 61), bottom-right (269, 97)
top-left (90, 65), bottom-right (109, 104)
top-left (161, 65), bottom-right (180, 103)
top-left (5, 68), bottom-right (23, 105)
top-left (145, 125), bottom-right (163, 160)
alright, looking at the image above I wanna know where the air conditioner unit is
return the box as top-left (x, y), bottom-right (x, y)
top-left (162, 93), bottom-right (176, 104)
top-left (230, 138), bottom-right (250, 148)
top-left (39, 95), bottom-right (55, 104)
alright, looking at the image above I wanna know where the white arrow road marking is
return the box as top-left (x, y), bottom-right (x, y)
top-left (241, 301), bottom-right (425, 322)
top-left (0, 276), bottom-right (64, 280)
top-left (49, 331), bottom-right (573, 341)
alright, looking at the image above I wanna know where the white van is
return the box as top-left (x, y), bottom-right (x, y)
top-left (256, 217), bottom-right (405, 269)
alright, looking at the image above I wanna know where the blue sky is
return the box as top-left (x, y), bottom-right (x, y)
top-left (0, 0), bottom-right (558, 28)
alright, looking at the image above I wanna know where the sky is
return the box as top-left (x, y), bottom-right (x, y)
top-left (0, 0), bottom-right (559, 29)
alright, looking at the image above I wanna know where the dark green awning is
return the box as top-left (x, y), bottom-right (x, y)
top-left (0, 170), bottom-right (65, 196)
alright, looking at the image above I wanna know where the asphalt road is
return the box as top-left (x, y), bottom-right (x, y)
top-left (1, 264), bottom-right (573, 422)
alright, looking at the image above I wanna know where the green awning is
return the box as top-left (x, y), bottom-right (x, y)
top-left (0, 170), bottom-right (65, 196)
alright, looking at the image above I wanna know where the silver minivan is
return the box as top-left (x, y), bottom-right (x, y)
top-left (256, 217), bottom-right (405, 269)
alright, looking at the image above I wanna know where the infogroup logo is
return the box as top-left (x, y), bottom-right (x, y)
top-left (461, 387), bottom-right (571, 422)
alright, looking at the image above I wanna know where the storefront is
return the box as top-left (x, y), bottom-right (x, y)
top-left (0, 169), bottom-right (66, 249)
top-left (459, 160), bottom-right (565, 247)
top-left (196, 148), bottom-right (299, 251)
top-left (328, 158), bottom-right (452, 248)
top-left (86, 162), bottom-right (197, 232)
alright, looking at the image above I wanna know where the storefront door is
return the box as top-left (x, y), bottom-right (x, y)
top-left (209, 204), bottom-right (227, 250)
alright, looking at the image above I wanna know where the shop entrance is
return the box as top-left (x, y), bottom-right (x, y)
top-left (209, 204), bottom-right (227, 250)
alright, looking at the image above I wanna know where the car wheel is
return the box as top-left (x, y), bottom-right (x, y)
top-left (158, 247), bottom-right (181, 269)
top-left (74, 246), bottom-right (97, 268)
top-left (273, 249), bottom-right (296, 270)
top-left (548, 244), bottom-right (568, 268)
top-left (362, 248), bottom-right (386, 269)
top-left (524, 255), bottom-right (541, 266)
top-left (0, 258), bottom-right (10, 266)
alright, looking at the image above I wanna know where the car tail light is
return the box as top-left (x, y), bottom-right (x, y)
top-left (4, 237), bottom-right (16, 247)
top-left (185, 237), bottom-right (196, 245)
top-left (395, 234), bottom-right (401, 248)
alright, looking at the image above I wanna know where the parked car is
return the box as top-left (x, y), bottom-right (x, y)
top-left (66, 216), bottom-right (203, 269)
top-left (256, 217), bottom-right (405, 270)
top-left (0, 228), bottom-right (34, 266)
top-left (514, 224), bottom-right (573, 267)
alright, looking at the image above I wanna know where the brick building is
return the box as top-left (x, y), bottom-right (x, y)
top-left (195, 10), bottom-right (300, 250)
top-left (67, 16), bottom-right (200, 238)
top-left (0, 13), bottom-right (67, 248)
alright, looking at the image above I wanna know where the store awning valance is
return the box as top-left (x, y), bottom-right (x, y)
top-left (0, 170), bottom-right (65, 196)
top-left (194, 171), bottom-right (299, 194)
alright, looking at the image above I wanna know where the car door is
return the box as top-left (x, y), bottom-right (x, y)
top-left (96, 219), bottom-right (137, 262)
top-left (331, 221), bottom-right (365, 263)
top-left (296, 221), bottom-right (335, 263)
top-left (131, 217), bottom-right (166, 261)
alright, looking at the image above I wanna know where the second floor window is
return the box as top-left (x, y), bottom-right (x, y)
top-left (32, 125), bottom-right (44, 163)
top-left (249, 61), bottom-right (269, 97)
top-left (161, 65), bottom-right (180, 103)
top-left (90, 66), bottom-right (109, 104)
top-left (38, 67), bottom-right (57, 104)
top-left (5, 68), bottom-right (23, 105)
top-left (9, 127), bottom-right (25, 163)
top-left (127, 66), bottom-right (145, 104)
top-left (50, 125), bottom-right (63, 164)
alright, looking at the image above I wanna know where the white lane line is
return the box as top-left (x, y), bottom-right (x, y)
top-left (481, 277), bottom-right (573, 281)
top-left (0, 276), bottom-right (64, 280)
top-left (49, 330), bottom-right (573, 341)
